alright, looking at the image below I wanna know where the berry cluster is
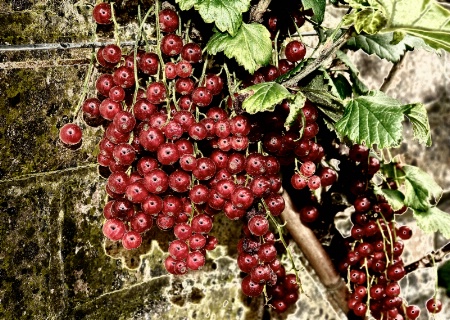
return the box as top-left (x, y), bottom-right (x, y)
top-left (338, 145), bottom-right (443, 319)
top-left (57, 1), bottom-right (444, 318)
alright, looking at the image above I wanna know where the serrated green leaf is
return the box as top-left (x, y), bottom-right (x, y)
top-left (285, 92), bottom-right (306, 130)
top-left (175, 0), bottom-right (201, 10)
top-left (302, 0), bottom-right (326, 24)
top-left (379, 0), bottom-right (450, 52)
top-left (206, 23), bottom-right (272, 73)
top-left (403, 103), bottom-right (432, 146)
top-left (402, 164), bottom-right (443, 211)
top-left (335, 91), bottom-right (405, 148)
top-left (346, 33), bottom-right (431, 63)
top-left (413, 206), bottom-right (450, 239)
top-left (239, 82), bottom-right (290, 114)
top-left (196, 0), bottom-right (250, 36)
top-left (373, 187), bottom-right (405, 211)
top-left (354, 9), bottom-right (388, 34)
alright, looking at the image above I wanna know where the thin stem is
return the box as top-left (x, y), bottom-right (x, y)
top-left (74, 49), bottom-right (96, 119)
top-left (262, 199), bottom-right (303, 293)
top-left (405, 241), bottom-right (450, 274)
top-left (380, 52), bottom-right (408, 92)
top-left (110, 3), bottom-right (120, 45)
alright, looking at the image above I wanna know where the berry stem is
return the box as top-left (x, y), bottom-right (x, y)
top-left (154, 0), bottom-right (167, 85)
top-left (262, 198), bottom-right (303, 293)
top-left (110, 3), bottom-right (120, 45)
top-left (74, 49), bottom-right (96, 119)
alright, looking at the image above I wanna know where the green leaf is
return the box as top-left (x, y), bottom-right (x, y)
top-left (402, 164), bottom-right (443, 211)
top-left (285, 92), bottom-right (306, 130)
top-left (239, 82), bottom-right (290, 114)
top-left (335, 50), bottom-right (369, 94)
top-left (175, 0), bottom-right (201, 10)
top-left (373, 187), bottom-right (405, 211)
top-left (403, 103), bottom-right (432, 146)
top-left (332, 74), bottom-right (353, 99)
top-left (379, 0), bottom-right (450, 52)
top-left (354, 9), bottom-right (388, 34)
top-left (346, 33), bottom-right (431, 62)
top-left (206, 23), bottom-right (272, 74)
top-left (335, 91), bottom-right (405, 148)
top-left (197, 0), bottom-right (251, 36)
top-left (302, 0), bottom-right (326, 24)
top-left (413, 206), bottom-right (450, 239)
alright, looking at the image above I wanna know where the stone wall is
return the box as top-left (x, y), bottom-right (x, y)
top-left (0, 1), bottom-right (449, 320)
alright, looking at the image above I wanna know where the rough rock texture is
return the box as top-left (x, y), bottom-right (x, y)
top-left (0, 1), bottom-right (449, 320)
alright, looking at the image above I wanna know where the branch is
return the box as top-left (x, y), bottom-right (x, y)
top-left (249, 0), bottom-right (271, 23)
top-left (280, 189), bottom-right (349, 315)
top-left (281, 29), bottom-right (353, 88)
top-left (405, 241), bottom-right (450, 274)
top-left (379, 52), bottom-right (408, 92)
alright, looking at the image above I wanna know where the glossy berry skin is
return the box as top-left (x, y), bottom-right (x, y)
top-left (406, 305), bottom-right (421, 319)
top-left (191, 87), bottom-right (213, 107)
top-left (159, 9), bottom-right (179, 33)
top-left (285, 40), bottom-right (306, 62)
top-left (96, 74), bottom-right (114, 96)
top-left (102, 218), bottom-right (126, 241)
top-left (161, 34), bottom-right (183, 56)
top-left (139, 52), bottom-right (159, 75)
top-left (93, 3), bottom-right (112, 25)
top-left (147, 82), bottom-right (167, 104)
top-left (248, 215), bottom-right (269, 236)
top-left (204, 73), bottom-right (224, 95)
top-left (181, 43), bottom-right (202, 63)
top-left (186, 251), bottom-right (206, 270)
top-left (241, 275), bottom-right (264, 297)
top-left (130, 212), bottom-right (153, 233)
top-left (59, 123), bottom-right (82, 146)
top-left (113, 66), bottom-right (135, 88)
top-left (300, 205), bottom-right (319, 223)
top-left (102, 44), bottom-right (122, 64)
top-left (426, 298), bottom-right (442, 314)
top-left (175, 60), bottom-right (193, 78)
top-left (122, 231), bottom-right (143, 250)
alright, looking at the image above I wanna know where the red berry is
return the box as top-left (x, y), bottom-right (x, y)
top-left (102, 218), bottom-right (126, 241)
top-left (241, 275), bottom-right (264, 297)
top-left (159, 9), bottom-right (179, 33)
top-left (122, 231), bottom-right (143, 250)
top-left (426, 298), bottom-right (442, 314)
top-left (161, 34), bottom-right (183, 56)
top-left (285, 40), bottom-right (306, 62)
top-left (181, 43), bottom-right (202, 63)
top-left (93, 3), bottom-right (112, 25)
top-left (59, 123), bottom-right (82, 146)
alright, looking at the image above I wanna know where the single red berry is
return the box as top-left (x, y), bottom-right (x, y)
top-left (161, 34), bottom-right (183, 56)
top-left (59, 123), bottom-right (82, 146)
top-left (122, 231), bottom-right (143, 250)
top-left (93, 3), bottom-right (112, 25)
top-left (159, 9), bottom-right (179, 33)
top-left (102, 218), bottom-right (126, 241)
top-left (285, 40), bottom-right (306, 62)
top-left (426, 298), bottom-right (442, 314)
top-left (241, 275), bottom-right (264, 297)
top-left (181, 43), bottom-right (202, 63)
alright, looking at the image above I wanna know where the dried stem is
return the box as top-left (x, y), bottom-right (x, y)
top-left (281, 29), bottom-right (353, 88)
top-left (405, 241), bottom-right (450, 274)
top-left (280, 189), bottom-right (349, 315)
top-left (249, 0), bottom-right (272, 23)
top-left (380, 52), bottom-right (408, 92)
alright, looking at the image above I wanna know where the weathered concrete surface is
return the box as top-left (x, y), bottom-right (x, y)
top-left (0, 1), bottom-right (449, 320)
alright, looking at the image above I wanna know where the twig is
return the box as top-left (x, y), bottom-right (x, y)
top-left (280, 189), bottom-right (349, 315)
top-left (380, 52), bottom-right (408, 92)
top-left (405, 241), bottom-right (450, 274)
top-left (281, 29), bottom-right (353, 88)
top-left (249, 0), bottom-right (272, 23)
